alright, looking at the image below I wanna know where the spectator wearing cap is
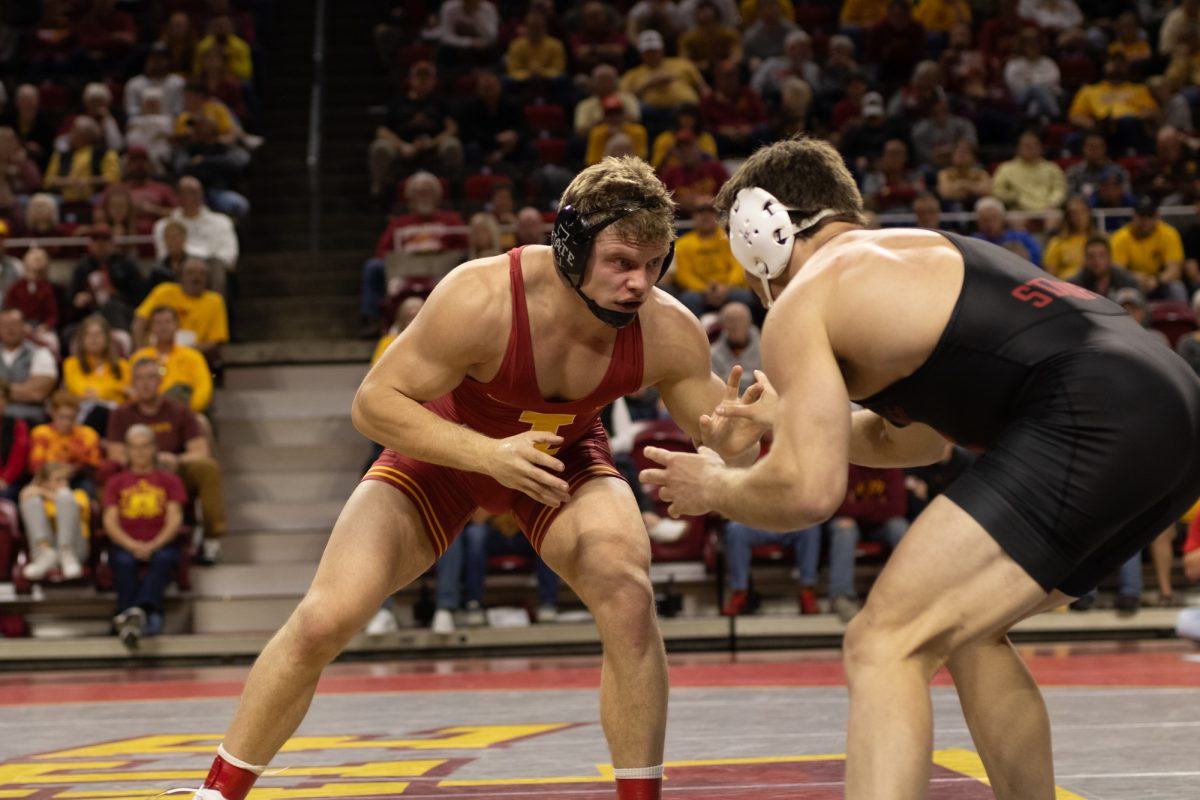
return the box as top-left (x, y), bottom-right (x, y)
top-left (1065, 132), bottom-right (1130, 199)
top-left (1003, 27), bottom-right (1061, 121)
top-left (620, 31), bottom-right (708, 114)
top-left (0, 308), bottom-right (56, 422)
top-left (125, 42), bottom-right (186, 118)
top-left (574, 64), bottom-right (641, 137)
top-left (152, 177), bottom-right (238, 292)
top-left (1110, 198), bottom-right (1189, 303)
top-left (659, 130), bottom-right (729, 214)
top-left (0, 220), bottom-right (23, 298)
top-left (666, 196), bottom-right (756, 317)
top-left (5, 247), bottom-right (57, 334)
top-left (972, 196), bottom-right (1043, 266)
top-left (1, 85), bottom-right (56, 169)
top-left (585, 96), bottom-right (648, 166)
top-left (569, 1), bottom-right (628, 76)
top-left (0, 127), bottom-right (42, 217)
top-left (43, 117), bottom-right (120, 205)
top-left (1068, 236), bottom-right (1140, 300)
top-left (751, 29), bottom-right (820, 105)
top-left (839, 91), bottom-right (894, 176)
top-left (1068, 54), bottom-right (1156, 154)
top-left (1114, 287), bottom-right (1168, 346)
top-left (991, 130), bottom-right (1067, 213)
top-left (679, 0), bottom-right (743, 75)
top-left (700, 60), bottom-right (768, 157)
top-left (368, 61), bottom-right (463, 199)
top-left (435, 0), bottom-right (500, 69)
top-left (741, 0), bottom-right (797, 68)
top-left (456, 72), bottom-right (527, 172)
top-left (193, 15), bottom-right (253, 81)
top-left (1043, 195), bottom-right (1102, 280)
top-left (133, 258), bottom-right (228, 363)
top-left (70, 224), bottom-right (146, 330)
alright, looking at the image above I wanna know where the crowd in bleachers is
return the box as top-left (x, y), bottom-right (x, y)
top-left (0, 0), bottom-right (271, 648)
top-left (361, 0), bottom-right (1200, 632)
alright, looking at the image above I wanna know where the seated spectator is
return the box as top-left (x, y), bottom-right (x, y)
top-left (887, 59), bottom-right (944, 124)
top-left (936, 140), bottom-right (992, 210)
top-left (913, 191), bottom-right (941, 229)
top-left (43, 117), bottom-right (120, 205)
top-left (575, 64), bottom-right (641, 137)
top-left (910, 96), bottom-right (975, 174)
top-left (742, 0), bottom-right (796, 68)
top-left (768, 75), bottom-right (813, 140)
top-left (4, 247), bottom-right (57, 335)
top-left (104, 423), bottom-right (186, 647)
top-left (1017, 0), bottom-right (1082, 33)
top-left (107, 147), bottom-right (179, 235)
top-left (2, 85), bottom-right (56, 169)
top-left (912, 0), bottom-right (971, 37)
top-left (817, 34), bottom-right (859, 104)
top-left (126, 41), bottom-right (186, 118)
top-left (368, 61), bottom-right (463, 200)
top-left (130, 307), bottom-right (213, 412)
top-left (172, 113), bottom-right (251, 221)
top-left (20, 193), bottom-right (70, 254)
top-left (194, 14), bottom-right (253, 81)
top-left (1066, 132), bottom-right (1131, 199)
top-left (155, 219), bottom-right (190, 280)
top-left (30, 390), bottom-right (101, 493)
top-left (361, 173), bottom-right (467, 330)
top-left (649, 105), bottom-right (717, 170)
top-left (585, 97), bottom-right (649, 167)
top-left (1003, 27), bottom-right (1062, 120)
top-left (174, 83), bottom-right (240, 148)
top-left (1108, 11), bottom-right (1152, 74)
top-left (133, 258), bottom-right (228, 362)
top-left (830, 72), bottom-right (870, 135)
top-left (709, 302), bottom-right (760, 391)
top-left (751, 29), bottom-right (820, 107)
top-left (459, 72), bottom-right (526, 171)
top-left (972, 196), bottom-right (1042, 266)
top-left (126, 89), bottom-right (176, 170)
top-left (433, 512), bottom-right (561, 634)
top-left (160, 11), bottom-right (198, 77)
top-left (107, 358), bottom-right (226, 560)
top-left (1115, 288), bottom-right (1170, 347)
top-left (72, 82), bottom-right (125, 153)
top-left (866, 1), bottom-right (926, 90)
top-left (826, 465), bottom-right (909, 623)
top-left (569, 0), bottom-right (628, 76)
top-left (64, 314), bottom-right (130, 434)
top-left (152, 177), bottom-right (239, 295)
top-left (515, 206), bottom-right (548, 246)
top-left (1068, 54), bottom-right (1156, 154)
top-left (467, 212), bottom-right (504, 260)
top-left (660, 132), bottom-right (729, 213)
top-left (93, 184), bottom-right (141, 246)
top-left (0, 380), bottom-right (28, 501)
top-left (1068, 235), bottom-right (1141, 300)
top-left (0, 221), bottom-right (21, 298)
top-left (681, 0), bottom-right (740, 28)
top-left (1043, 195), bottom-right (1102, 280)
top-left (0, 127), bottom-right (42, 220)
top-left (666, 197), bottom-right (754, 315)
top-left (625, 0), bottom-right (687, 44)
top-left (1143, 126), bottom-right (1199, 206)
top-left (700, 60), bottom-right (768, 157)
top-left (488, 182), bottom-right (518, 249)
top-left (75, 0), bottom-right (136, 67)
top-left (197, 46), bottom-right (247, 124)
top-left (435, 0), bottom-right (500, 70)
top-left (992, 130), bottom-right (1067, 213)
top-left (679, 0), bottom-right (743, 74)
top-left (1110, 197), bottom-right (1189, 302)
top-left (839, 0), bottom-right (889, 34)
top-left (70, 225), bottom-right (145, 331)
top-left (0, 308), bottom-right (56, 422)
top-left (838, 92), bottom-right (895, 176)
top-left (620, 31), bottom-right (708, 115)
top-left (1088, 171), bottom-right (1138, 227)
top-left (505, 7), bottom-right (568, 90)
top-left (1148, 74), bottom-right (1195, 136)
top-left (722, 521), bottom-right (821, 616)
top-left (860, 139), bottom-right (925, 213)
top-left (18, 462), bottom-right (87, 581)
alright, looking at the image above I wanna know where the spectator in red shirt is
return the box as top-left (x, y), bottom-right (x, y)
top-left (102, 147), bottom-right (179, 239)
top-left (361, 172), bottom-right (467, 330)
top-left (700, 59), bottom-right (769, 157)
top-left (659, 130), bottom-right (730, 214)
top-left (0, 379), bottom-right (30, 501)
top-left (104, 423), bottom-right (187, 647)
top-left (866, 0), bottom-right (926, 91)
top-left (826, 465), bottom-right (909, 622)
top-left (4, 247), bottom-right (58, 334)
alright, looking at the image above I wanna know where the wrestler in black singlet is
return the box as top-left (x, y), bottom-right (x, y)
top-left (858, 231), bottom-right (1200, 595)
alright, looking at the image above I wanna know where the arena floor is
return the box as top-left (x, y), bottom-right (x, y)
top-left (1, 642), bottom-right (1198, 800)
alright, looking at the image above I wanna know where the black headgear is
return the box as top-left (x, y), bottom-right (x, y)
top-left (550, 201), bottom-right (675, 328)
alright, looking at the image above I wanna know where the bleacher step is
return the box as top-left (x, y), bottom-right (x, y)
top-left (218, 529), bottom-right (330, 564)
top-left (216, 417), bottom-right (363, 446)
top-left (220, 442), bottom-right (367, 474)
top-left (228, 499), bottom-right (344, 532)
top-left (223, 363), bottom-right (367, 390)
top-left (190, 562), bottom-right (319, 598)
top-left (213, 387), bottom-right (358, 420)
top-left (224, 470), bottom-right (359, 504)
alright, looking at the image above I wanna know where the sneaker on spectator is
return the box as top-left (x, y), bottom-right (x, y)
top-left (59, 549), bottom-right (83, 581)
top-left (1115, 593), bottom-right (1141, 616)
top-left (192, 790), bottom-right (231, 800)
top-left (1069, 594), bottom-right (1096, 612)
top-left (648, 517), bottom-right (688, 543)
top-left (144, 611), bottom-right (164, 637)
top-left (23, 547), bottom-right (58, 581)
top-left (463, 600), bottom-right (486, 627)
top-left (721, 590), bottom-right (749, 617)
top-left (115, 607), bottom-right (146, 649)
top-left (832, 595), bottom-right (861, 624)
top-left (366, 607), bottom-right (398, 636)
top-left (431, 608), bottom-right (456, 635)
top-left (798, 588), bottom-right (819, 615)
top-left (198, 539), bottom-right (222, 566)
top-left (536, 605), bottom-right (558, 623)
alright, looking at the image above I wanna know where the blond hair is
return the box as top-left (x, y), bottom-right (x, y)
top-left (560, 156), bottom-right (676, 248)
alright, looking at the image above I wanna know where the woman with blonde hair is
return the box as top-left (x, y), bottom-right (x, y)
top-left (63, 314), bottom-right (130, 433)
top-left (1043, 194), bottom-right (1101, 279)
top-left (467, 212), bottom-right (503, 260)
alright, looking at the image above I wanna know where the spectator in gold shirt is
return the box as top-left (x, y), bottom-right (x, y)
top-left (665, 197), bottom-right (759, 319)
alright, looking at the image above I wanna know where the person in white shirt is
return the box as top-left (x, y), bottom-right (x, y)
top-left (124, 42), bottom-right (186, 118)
top-left (0, 308), bottom-right (56, 421)
top-left (152, 177), bottom-right (237, 294)
top-left (1003, 27), bottom-right (1062, 120)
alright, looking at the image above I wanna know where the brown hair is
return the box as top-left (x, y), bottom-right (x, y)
top-left (559, 155), bottom-right (677, 248)
top-left (72, 313), bottom-right (123, 378)
top-left (714, 136), bottom-right (866, 235)
top-left (49, 389), bottom-right (81, 413)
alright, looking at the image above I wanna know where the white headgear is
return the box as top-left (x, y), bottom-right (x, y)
top-left (728, 187), bottom-right (838, 306)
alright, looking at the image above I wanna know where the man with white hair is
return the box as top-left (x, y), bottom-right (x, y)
top-left (43, 116), bottom-right (120, 203)
top-left (2, 84), bottom-right (55, 167)
top-left (972, 195), bottom-right (1042, 266)
top-left (79, 82), bottom-right (125, 152)
top-left (574, 64), bottom-right (641, 136)
top-left (152, 176), bottom-right (239, 287)
top-left (751, 29), bottom-right (820, 99)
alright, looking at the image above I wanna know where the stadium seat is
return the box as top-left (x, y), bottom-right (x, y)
top-left (1149, 300), bottom-right (1198, 347)
top-left (464, 173), bottom-right (512, 205)
top-left (630, 420), bottom-right (717, 564)
top-left (524, 104), bottom-right (567, 136)
top-left (533, 137), bottom-right (567, 166)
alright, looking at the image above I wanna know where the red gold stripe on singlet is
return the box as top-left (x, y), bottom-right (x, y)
top-left (527, 465), bottom-right (623, 551)
top-left (364, 466), bottom-right (450, 555)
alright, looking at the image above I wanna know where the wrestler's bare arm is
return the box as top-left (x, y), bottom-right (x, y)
top-left (848, 410), bottom-right (946, 468)
top-left (352, 263), bottom-right (572, 506)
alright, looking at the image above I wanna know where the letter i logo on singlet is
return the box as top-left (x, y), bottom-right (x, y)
top-left (519, 411), bottom-right (577, 454)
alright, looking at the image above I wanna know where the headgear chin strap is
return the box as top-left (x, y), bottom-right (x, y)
top-left (551, 201), bottom-right (674, 328)
top-left (728, 186), bottom-right (839, 307)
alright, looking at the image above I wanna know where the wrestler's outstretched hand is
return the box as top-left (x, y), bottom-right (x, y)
top-left (486, 431), bottom-right (572, 507)
top-left (639, 445), bottom-right (725, 518)
top-left (699, 366), bottom-right (770, 462)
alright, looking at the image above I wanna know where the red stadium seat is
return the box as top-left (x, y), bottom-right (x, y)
top-left (524, 104), bottom-right (566, 136)
top-left (0, 499), bottom-right (18, 582)
top-left (464, 173), bottom-right (513, 204)
top-left (630, 420), bottom-right (716, 563)
top-left (533, 137), bottom-right (567, 166)
top-left (1149, 300), bottom-right (1198, 348)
